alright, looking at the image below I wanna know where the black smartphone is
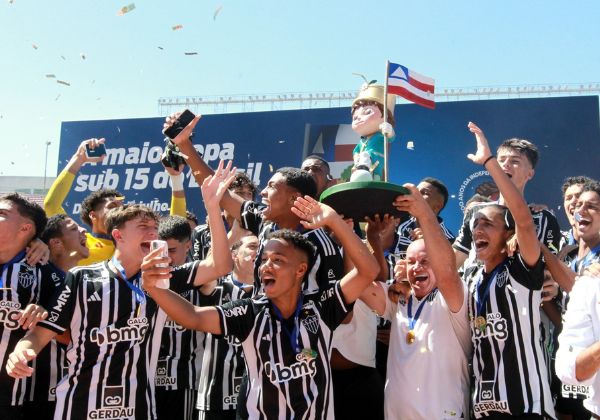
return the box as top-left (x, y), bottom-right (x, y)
top-left (85, 143), bottom-right (107, 158)
top-left (163, 109), bottom-right (196, 139)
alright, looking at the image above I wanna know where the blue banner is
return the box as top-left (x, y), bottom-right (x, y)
top-left (58, 96), bottom-right (600, 232)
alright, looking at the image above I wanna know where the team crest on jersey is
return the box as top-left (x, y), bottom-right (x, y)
top-left (302, 314), bottom-right (319, 334)
top-left (495, 269), bottom-right (509, 287)
top-left (18, 267), bottom-right (35, 288)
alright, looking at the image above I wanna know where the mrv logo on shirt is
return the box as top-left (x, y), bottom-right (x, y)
top-left (90, 317), bottom-right (149, 345)
top-left (264, 353), bottom-right (317, 383)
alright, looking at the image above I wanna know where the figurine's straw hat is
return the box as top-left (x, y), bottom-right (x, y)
top-left (352, 83), bottom-right (396, 116)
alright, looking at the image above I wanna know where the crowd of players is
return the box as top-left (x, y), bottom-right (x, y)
top-left (0, 114), bottom-right (599, 420)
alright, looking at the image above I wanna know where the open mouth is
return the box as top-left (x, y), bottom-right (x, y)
top-left (475, 239), bottom-right (489, 252)
top-left (80, 237), bottom-right (87, 247)
top-left (577, 218), bottom-right (591, 229)
top-left (262, 276), bottom-right (276, 291)
top-left (140, 241), bottom-right (151, 254)
top-left (413, 274), bottom-right (428, 284)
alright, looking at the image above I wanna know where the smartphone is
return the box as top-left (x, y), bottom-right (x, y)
top-left (163, 109), bottom-right (196, 139)
top-left (150, 240), bottom-right (170, 289)
top-left (85, 143), bottom-right (107, 158)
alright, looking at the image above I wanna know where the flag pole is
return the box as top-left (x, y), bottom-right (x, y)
top-left (383, 60), bottom-right (390, 182)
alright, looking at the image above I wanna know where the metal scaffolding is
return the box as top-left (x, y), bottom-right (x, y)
top-left (157, 82), bottom-right (600, 116)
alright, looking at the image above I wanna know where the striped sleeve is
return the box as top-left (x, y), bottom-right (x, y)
top-left (216, 298), bottom-right (255, 342)
top-left (317, 282), bottom-right (354, 330)
top-left (38, 272), bottom-right (78, 334)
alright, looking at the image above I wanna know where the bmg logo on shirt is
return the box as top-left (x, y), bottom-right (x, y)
top-left (90, 317), bottom-right (149, 345)
top-left (264, 355), bottom-right (317, 383)
top-left (0, 300), bottom-right (22, 330)
top-left (473, 312), bottom-right (508, 341)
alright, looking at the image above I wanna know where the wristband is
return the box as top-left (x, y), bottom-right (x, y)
top-left (482, 155), bottom-right (495, 166)
top-left (170, 173), bottom-right (185, 192)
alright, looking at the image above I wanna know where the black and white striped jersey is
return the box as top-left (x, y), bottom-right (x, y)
top-left (454, 203), bottom-right (561, 255)
top-left (239, 200), bottom-right (344, 294)
top-left (216, 282), bottom-right (352, 419)
top-left (25, 263), bottom-right (68, 403)
top-left (465, 254), bottom-right (555, 419)
top-left (0, 251), bottom-right (56, 406)
top-left (156, 287), bottom-right (205, 391)
top-left (196, 275), bottom-right (252, 411)
top-left (37, 260), bottom-right (199, 420)
top-left (191, 224), bottom-right (211, 261)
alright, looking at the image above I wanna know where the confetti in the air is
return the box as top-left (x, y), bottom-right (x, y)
top-left (32, 44), bottom-right (39, 50)
top-left (57, 80), bottom-right (71, 86)
top-left (268, 164), bottom-right (274, 172)
top-left (157, 46), bottom-right (164, 50)
top-left (80, 53), bottom-right (86, 60)
top-left (406, 141), bottom-right (414, 150)
top-left (60, 55), bottom-right (66, 60)
top-left (184, 52), bottom-right (198, 56)
top-left (117, 3), bottom-right (136, 16)
top-left (45, 74), bottom-right (56, 79)
top-left (278, 140), bottom-right (285, 144)
top-left (213, 5), bottom-right (223, 20)
top-left (172, 24), bottom-right (183, 31)
top-left (55, 94), bottom-right (61, 101)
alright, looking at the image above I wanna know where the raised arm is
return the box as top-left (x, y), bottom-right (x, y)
top-left (165, 162), bottom-right (187, 217)
top-left (166, 112), bottom-right (245, 221)
top-left (467, 122), bottom-right (540, 267)
top-left (394, 184), bottom-right (464, 312)
top-left (292, 196), bottom-right (379, 304)
top-left (193, 160), bottom-right (236, 285)
top-left (44, 138), bottom-right (106, 216)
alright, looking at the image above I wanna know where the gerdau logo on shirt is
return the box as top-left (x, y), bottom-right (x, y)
top-left (264, 353), bottom-right (317, 383)
top-left (90, 317), bottom-right (149, 345)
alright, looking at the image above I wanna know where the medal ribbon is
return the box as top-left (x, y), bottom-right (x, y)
top-left (570, 243), bottom-right (600, 274)
top-left (272, 296), bottom-right (304, 353)
top-left (474, 260), bottom-right (507, 317)
top-left (0, 250), bottom-right (26, 289)
top-left (111, 257), bottom-right (145, 305)
top-left (407, 289), bottom-right (436, 331)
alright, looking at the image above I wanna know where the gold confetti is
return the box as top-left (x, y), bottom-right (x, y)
top-left (406, 141), bottom-right (414, 150)
top-left (57, 80), bottom-right (71, 86)
top-left (45, 74), bottom-right (56, 78)
top-left (184, 52), bottom-right (198, 55)
top-left (213, 5), bottom-right (223, 20)
top-left (172, 24), bottom-right (183, 31)
top-left (117, 3), bottom-right (136, 16)
top-left (32, 44), bottom-right (39, 50)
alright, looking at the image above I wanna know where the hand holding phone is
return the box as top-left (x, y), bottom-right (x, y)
top-left (163, 109), bottom-right (196, 140)
top-left (85, 142), bottom-right (107, 159)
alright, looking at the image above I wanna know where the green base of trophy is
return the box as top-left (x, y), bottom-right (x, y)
top-left (319, 181), bottom-right (410, 221)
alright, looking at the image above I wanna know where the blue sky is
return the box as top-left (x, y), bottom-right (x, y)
top-left (1, 0), bottom-right (599, 177)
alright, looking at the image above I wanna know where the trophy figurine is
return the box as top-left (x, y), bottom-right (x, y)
top-left (320, 81), bottom-right (409, 221)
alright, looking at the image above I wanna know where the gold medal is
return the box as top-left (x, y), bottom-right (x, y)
top-left (406, 330), bottom-right (416, 344)
top-left (474, 315), bottom-right (486, 332)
